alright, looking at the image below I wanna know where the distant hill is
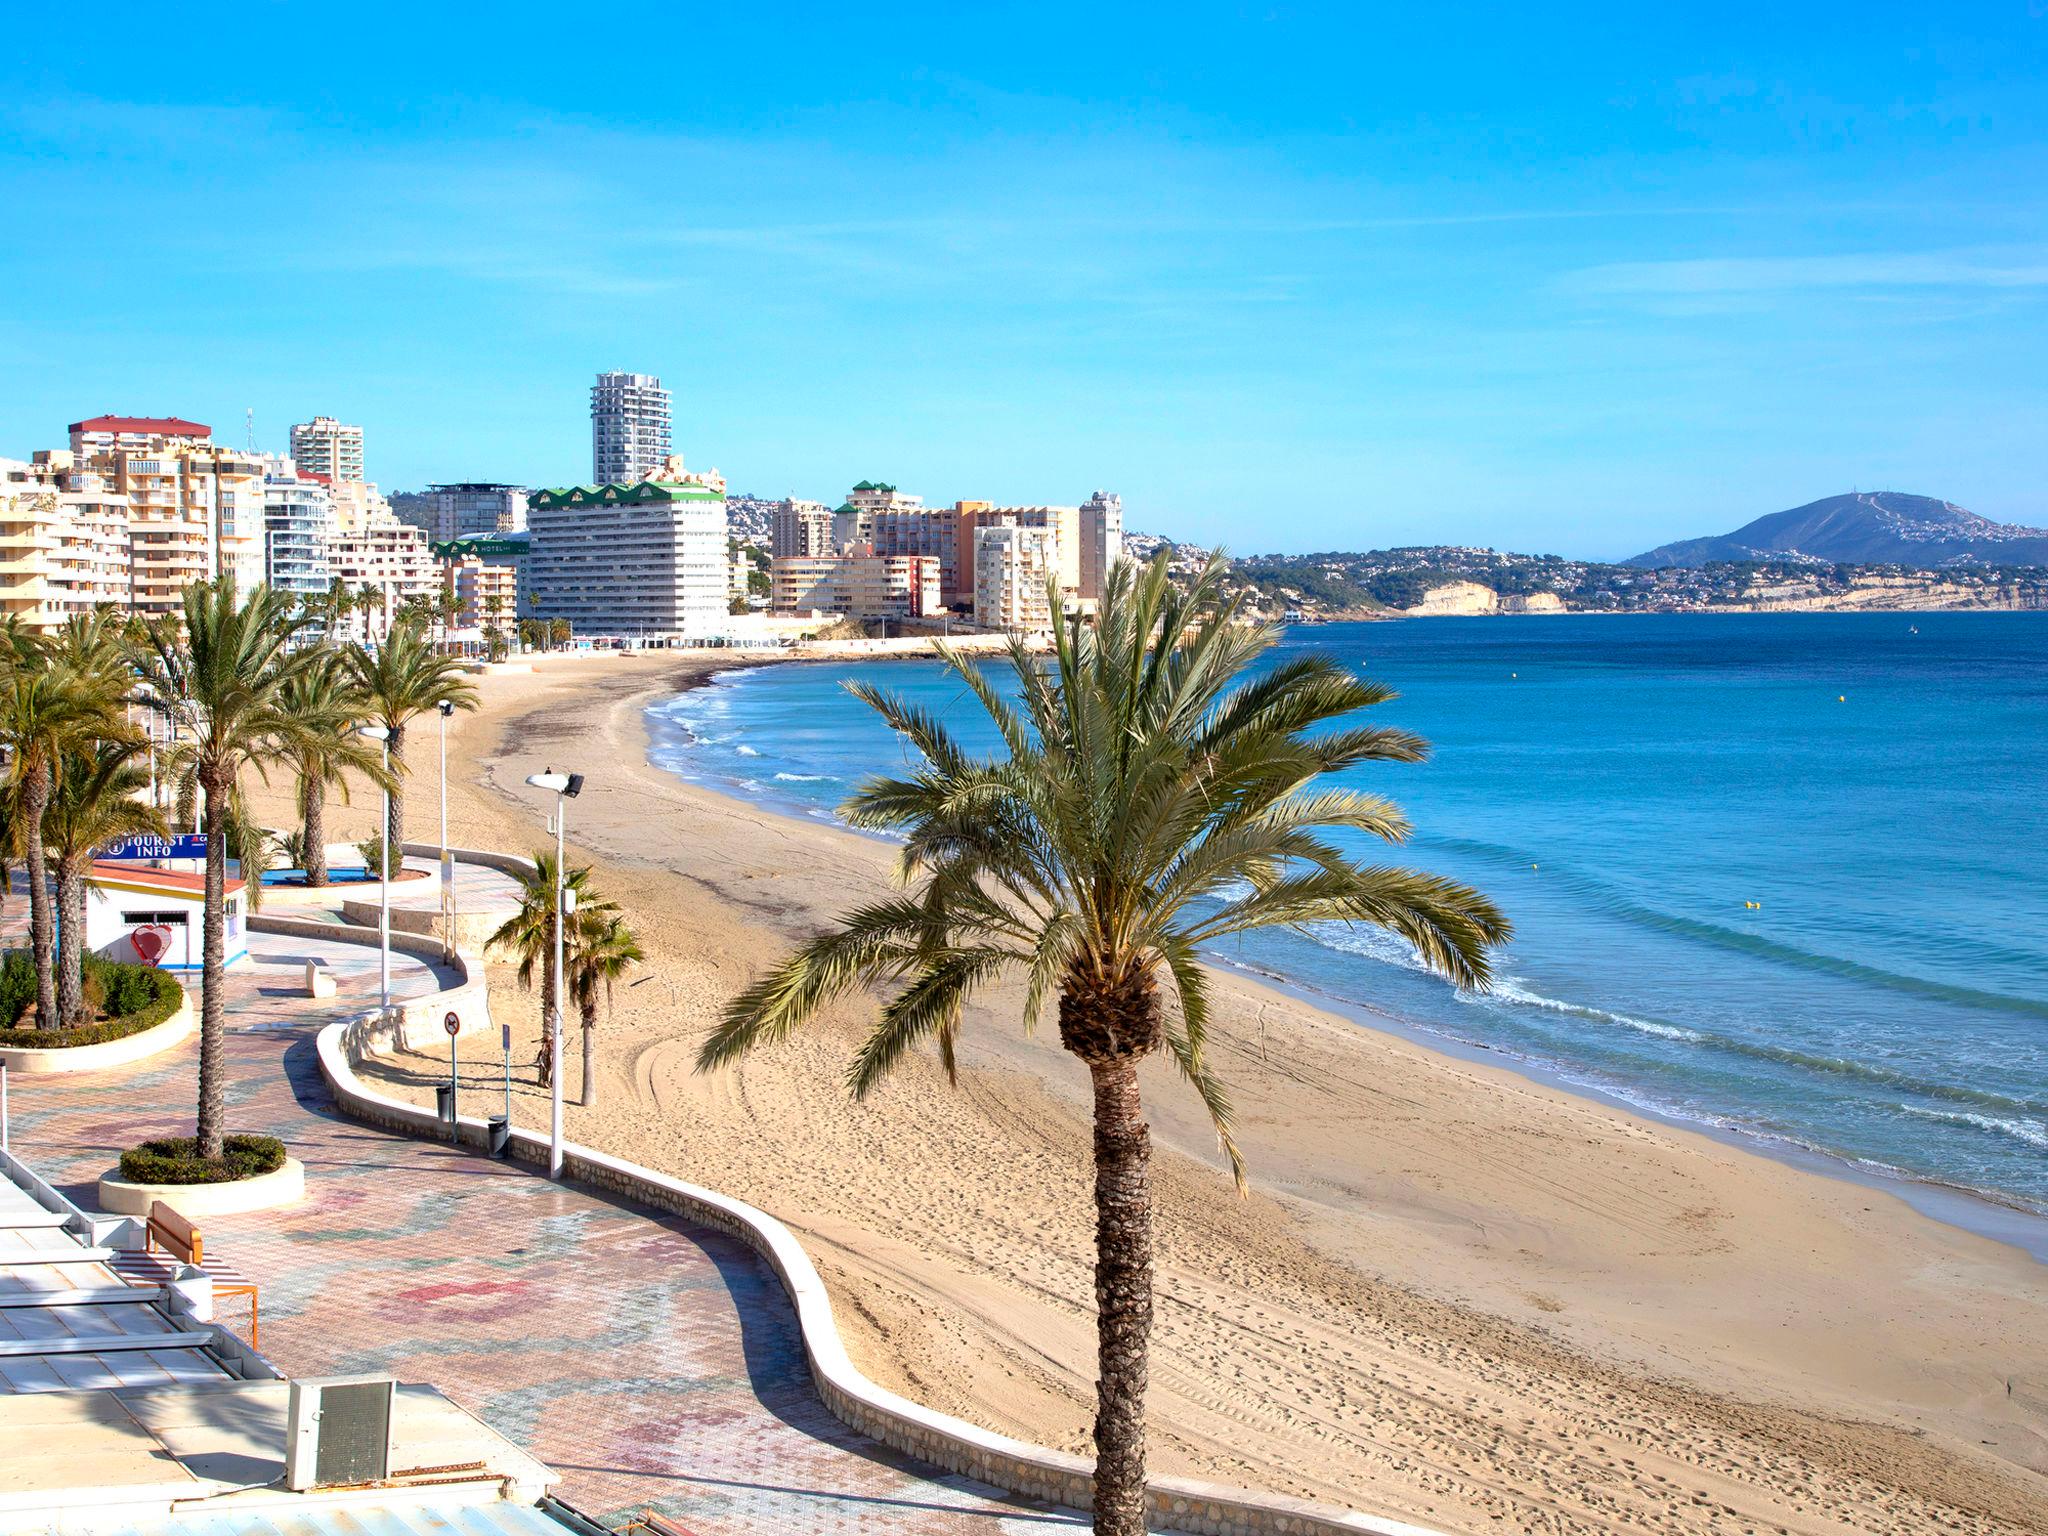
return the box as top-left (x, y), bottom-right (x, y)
top-left (1628, 492), bottom-right (2048, 569)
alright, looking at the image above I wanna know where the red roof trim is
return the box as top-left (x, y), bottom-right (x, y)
top-left (89, 860), bottom-right (244, 895)
top-left (69, 415), bottom-right (212, 438)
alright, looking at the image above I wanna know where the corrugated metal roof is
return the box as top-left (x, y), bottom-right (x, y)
top-left (103, 1500), bottom-right (575, 1536)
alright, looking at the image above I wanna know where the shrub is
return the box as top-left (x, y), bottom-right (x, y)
top-left (0, 952), bottom-right (184, 1044)
top-left (118, 1134), bottom-right (286, 1186)
top-left (357, 834), bottom-right (405, 878)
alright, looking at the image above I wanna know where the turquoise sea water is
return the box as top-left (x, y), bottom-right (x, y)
top-left (647, 614), bottom-right (2048, 1218)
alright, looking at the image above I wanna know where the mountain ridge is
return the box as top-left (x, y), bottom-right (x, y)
top-left (1628, 491), bottom-right (2048, 569)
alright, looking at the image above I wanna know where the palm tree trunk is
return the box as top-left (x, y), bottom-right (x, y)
top-left (581, 1009), bottom-right (597, 1108)
top-left (386, 720), bottom-right (406, 853)
top-left (301, 766), bottom-right (328, 887)
top-left (1088, 1055), bottom-right (1153, 1536)
top-left (21, 761), bottom-right (57, 1031)
top-left (538, 933), bottom-right (557, 1089)
top-left (197, 771), bottom-right (228, 1161)
top-left (54, 858), bottom-right (84, 1028)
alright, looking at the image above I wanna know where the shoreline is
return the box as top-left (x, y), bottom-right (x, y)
top-left (650, 653), bottom-right (2048, 1265)
top-left (282, 647), bottom-right (2048, 1535)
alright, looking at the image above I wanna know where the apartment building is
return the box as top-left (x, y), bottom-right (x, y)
top-left (330, 513), bottom-right (439, 639)
top-left (68, 416), bottom-right (265, 609)
top-left (770, 497), bottom-right (835, 558)
top-left (770, 548), bottom-right (940, 620)
top-left (392, 482), bottom-right (529, 541)
top-left (289, 416), bottom-right (365, 483)
top-left (527, 478), bottom-right (729, 637)
top-left (974, 521), bottom-right (1060, 633)
top-left (590, 371), bottom-right (672, 483)
top-left (0, 452), bottom-right (132, 629)
top-left (262, 454), bottom-right (335, 598)
top-left (1080, 489), bottom-right (1124, 603)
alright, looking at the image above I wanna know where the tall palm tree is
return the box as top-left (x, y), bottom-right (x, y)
top-left (487, 851), bottom-right (615, 1091)
top-left (345, 618), bottom-right (478, 853)
top-left (0, 622), bottom-right (126, 1029)
top-left (44, 738), bottom-right (166, 1026)
top-left (277, 648), bottom-right (364, 887)
top-left (324, 575), bottom-right (351, 639)
top-left (568, 913), bottom-right (642, 1107)
top-left (699, 554), bottom-right (1510, 1536)
top-left (134, 581), bottom-right (386, 1159)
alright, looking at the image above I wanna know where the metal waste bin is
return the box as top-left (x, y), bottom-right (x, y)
top-left (435, 1084), bottom-right (456, 1134)
top-left (487, 1115), bottom-right (511, 1159)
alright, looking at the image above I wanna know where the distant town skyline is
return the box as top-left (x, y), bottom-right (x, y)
top-left (1, 3), bottom-right (2042, 559)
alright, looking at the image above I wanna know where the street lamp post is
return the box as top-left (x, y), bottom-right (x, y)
top-left (524, 768), bottom-right (582, 1178)
top-left (360, 724), bottom-right (392, 1023)
top-left (438, 699), bottom-right (456, 960)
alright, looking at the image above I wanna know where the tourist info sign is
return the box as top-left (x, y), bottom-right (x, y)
top-left (102, 833), bottom-right (210, 860)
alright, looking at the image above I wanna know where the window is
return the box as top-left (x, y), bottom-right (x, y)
top-left (120, 910), bottom-right (188, 926)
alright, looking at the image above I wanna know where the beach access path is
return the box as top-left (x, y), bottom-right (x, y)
top-left (9, 924), bottom-right (1077, 1535)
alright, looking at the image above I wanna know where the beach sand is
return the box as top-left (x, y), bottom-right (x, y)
top-left (261, 649), bottom-right (2048, 1535)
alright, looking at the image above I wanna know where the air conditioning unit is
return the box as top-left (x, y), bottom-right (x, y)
top-left (284, 1375), bottom-right (396, 1489)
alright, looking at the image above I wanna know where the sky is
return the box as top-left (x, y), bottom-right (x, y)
top-left (1, 2), bottom-right (2043, 559)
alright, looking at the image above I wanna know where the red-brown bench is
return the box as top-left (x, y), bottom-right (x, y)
top-left (106, 1201), bottom-right (260, 1346)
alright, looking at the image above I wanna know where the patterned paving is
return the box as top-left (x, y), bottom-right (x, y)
top-left (7, 930), bottom-right (1078, 1534)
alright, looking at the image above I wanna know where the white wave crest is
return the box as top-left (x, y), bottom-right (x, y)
top-left (734, 744), bottom-right (760, 756)
top-left (1899, 1106), bottom-right (2048, 1151)
top-left (774, 771), bottom-right (832, 783)
top-left (1303, 922), bottom-right (1430, 972)
top-left (1485, 978), bottom-right (1704, 1042)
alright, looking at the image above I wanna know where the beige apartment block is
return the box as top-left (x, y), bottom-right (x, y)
top-left (290, 415), bottom-right (365, 483)
top-left (332, 514), bottom-right (440, 637)
top-left (771, 549), bottom-right (941, 620)
top-left (68, 416), bottom-right (264, 611)
top-left (770, 497), bottom-right (835, 558)
top-left (444, 553), bottom-right (520, 629)
top-left (0, 452), bottom-right (133, 630)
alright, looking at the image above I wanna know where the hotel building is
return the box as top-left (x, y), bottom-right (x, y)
top-left (0, 452), bottom-right (132, 629)
top-left (289, 415), bottom-right (365, 483)
top-left (1079, 488), bottom-right (1123, 602)
top-left (68, 416), bottom-right (265, 609)
top-left (590, 371), bottom-right (672, 483)
top-left (528, 475), bottom-right (728, 637)
top-left (261, 454), bottom-right (335, 599)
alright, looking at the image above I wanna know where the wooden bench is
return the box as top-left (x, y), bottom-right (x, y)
top-left (105, 1201), bottom-right (260, 1346)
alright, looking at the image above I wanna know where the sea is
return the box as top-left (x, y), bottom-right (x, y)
top-left (646, 613), bottom-right (2048, 1242)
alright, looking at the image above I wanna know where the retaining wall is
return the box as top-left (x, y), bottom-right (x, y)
top-left (316, 1017), bottom-right (1447, 1536)
top-left (249, 915), bottom-right (491, 1056)
top-left (0, 993), bottom-right (195, 1075)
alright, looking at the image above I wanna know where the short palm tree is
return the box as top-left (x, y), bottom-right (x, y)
top-left (0, 622), bottom-right (127, 1029)
top-left (278, 649), bottom-right (365, 886)
top-left (699, 554), bottom-right (1510, 1536)
top-left (487, 850), bottom-right (615, 1090)
top-left (345, 618), bottom-right (477, 853)
top-left (568, 912), bottom-right (642, 1107)
top-left (135, 581), bottom-right (386, 1159)
top-left (45, 739), bottom-right (166, 1025)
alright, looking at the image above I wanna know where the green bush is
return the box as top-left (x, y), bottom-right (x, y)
top-left (0, 951), bottom-right (184, 1044)
top-left (118, 1134), bottom-right (286, 1186)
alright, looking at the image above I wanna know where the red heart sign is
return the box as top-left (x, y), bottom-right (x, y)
top-left (130, 925), bottom-right (173, 967)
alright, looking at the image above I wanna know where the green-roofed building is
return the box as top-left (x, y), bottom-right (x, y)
top-left (526, 477), bottom-right (729, 637)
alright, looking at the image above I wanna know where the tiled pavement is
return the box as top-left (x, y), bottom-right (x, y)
top-left (9, 930), bottom-right (1079, 1534)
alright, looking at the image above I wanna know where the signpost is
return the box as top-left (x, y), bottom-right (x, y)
top-left (102, 833), bottom-right (208, 862)
top-left (444, 1012), bottom-right (461, 1141)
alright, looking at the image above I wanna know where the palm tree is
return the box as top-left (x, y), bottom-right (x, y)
top-left (277, 648), bottom-right (364, 887)
top-left (698, 554), bottom-right (1510, 1536)
top-left (0, 622), bottom-right (126, 1029)
top-left (345, 617), bottom-right (477, 853)
top-left (568, 913), bottom-right (641, 1107)
top-left (134, 581), bottom-right (386, 1159)
top-left (324, 576), bottom-right (351, 639)
top-left (44, 739), bottom-right (166, 1026)
top-left (487, 851), bottom-right (617, 1090)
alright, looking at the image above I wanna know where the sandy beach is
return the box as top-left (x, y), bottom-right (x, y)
top-left (258, 649), bottom-right (2048, 1536)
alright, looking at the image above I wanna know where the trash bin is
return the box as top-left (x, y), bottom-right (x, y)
top-left (435, 1084), bottom-right (456, 1127)
top-left (487, 1115), bottom-right (511, 1159)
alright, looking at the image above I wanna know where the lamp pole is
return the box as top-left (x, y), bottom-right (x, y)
top-left (360, 724), bottom-right (392, 1022)
top-left (525, 768), bottom-right (582, 1180)
top-left (438, 698), bottom-right (455, 960)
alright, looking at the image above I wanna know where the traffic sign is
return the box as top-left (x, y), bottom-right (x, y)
top-left (444, 1011), bottom-right (461, 1037)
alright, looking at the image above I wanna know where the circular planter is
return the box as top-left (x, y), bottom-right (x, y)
top-left (97, 1156), bottom-right (306, 1218)
top-left (0, 996), bottom-right (195, 1076)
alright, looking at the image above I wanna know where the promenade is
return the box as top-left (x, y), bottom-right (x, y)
top-left (10, 925), bottom-right (1075, 1535)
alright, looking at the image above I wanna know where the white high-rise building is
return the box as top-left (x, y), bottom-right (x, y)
top-left (974, 521), bottom-right (1059, 634)
top-left (261, 454), bottom-right (335, 599)
top-left (1079, 489), bottom-right (1123, 604)
top-left (528, 474), bottom-right (728, 638)
top-left (289, 416), bottom-right (365, 483)
top-left (590, 371), bottom-right (672, 484)
top-left (391, 482), bottom-right (529, 541)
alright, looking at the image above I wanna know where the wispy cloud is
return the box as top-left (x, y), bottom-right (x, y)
top-left (1565, 248), bottom-right (2048, 298)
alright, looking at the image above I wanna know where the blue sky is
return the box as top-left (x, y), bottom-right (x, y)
top-left (1, 2), bottom-right (2042, 558)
